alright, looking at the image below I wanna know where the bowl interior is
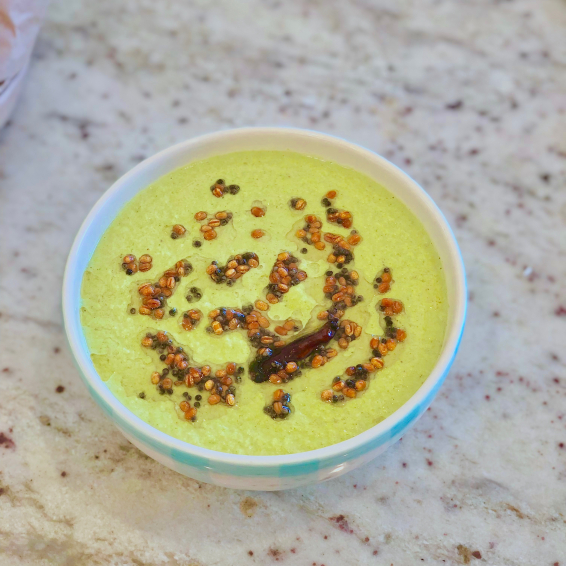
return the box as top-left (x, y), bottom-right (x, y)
top-left (63, 127), bottom-right (466, 465)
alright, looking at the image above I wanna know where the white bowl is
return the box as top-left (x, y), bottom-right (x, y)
top-left (63, 128), bottom-right (467, 490)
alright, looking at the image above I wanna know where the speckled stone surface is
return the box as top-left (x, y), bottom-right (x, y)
top-left (1, 1), bottom-right (565, 564)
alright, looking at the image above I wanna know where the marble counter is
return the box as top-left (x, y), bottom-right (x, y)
top-left (1, 0), bottom-right (565, 564)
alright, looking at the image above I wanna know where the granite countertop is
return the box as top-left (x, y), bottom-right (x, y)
top-left (1, 0), bottom-right (565, 564)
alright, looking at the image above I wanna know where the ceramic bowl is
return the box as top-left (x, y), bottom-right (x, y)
top-left (63, 127), bottom-right (466, 490)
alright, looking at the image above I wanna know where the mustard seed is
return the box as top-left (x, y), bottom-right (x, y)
top-left (251, 206), bottom-right (265, 217)
top-left (283, 320), bottom-right (296, 331)
top-left (285, 362), bottom-right (298, 374)
top-left (321, 389), bottom-right (333, 401)
top-left (185, 407), bottom-right (197, 420)
top-left (291, 198), bottom-right (306, 210)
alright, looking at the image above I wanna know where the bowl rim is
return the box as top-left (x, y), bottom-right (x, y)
top-left (63, 126), bottom-right (467, 468)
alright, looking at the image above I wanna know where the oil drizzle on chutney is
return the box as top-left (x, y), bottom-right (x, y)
top-left (249, 321), bottom-right (338, 383)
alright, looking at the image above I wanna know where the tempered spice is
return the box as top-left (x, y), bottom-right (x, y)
top-left (137, 259), bottom-right (192, 319)
top-left (265, 252), bottom-right (307, 305)
top-left (264, 389), bottom-right (292, 419)
top-left (206, 252), bottom-right (259, 285)
top-left (125, 172), bottom-right (413, 425)
top-left (141, 331), bottom-right (240, 420)
top-left (209, 179), bottom-right (240, 198)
